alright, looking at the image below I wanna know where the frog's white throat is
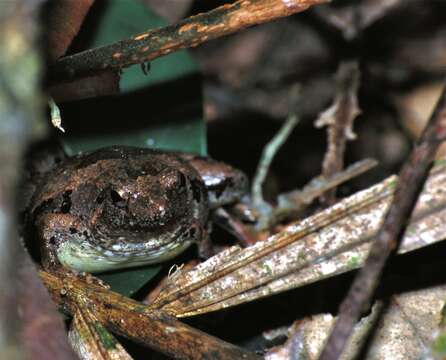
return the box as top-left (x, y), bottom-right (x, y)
top-left (56, 238), bottom-right (193, 273)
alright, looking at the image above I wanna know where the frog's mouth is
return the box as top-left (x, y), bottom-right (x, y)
top-left (56, 221), bottom-right (203, 273)
top-left (56, 235), bottom-right (194, 273)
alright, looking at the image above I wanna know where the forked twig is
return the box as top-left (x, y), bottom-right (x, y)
top-left (252, 114), bottom-right (299, 229)
top-left (315, 61), bottom-right (361, 205)
top-left (40, 270), bottom-right (261, 360)
top-left (319, 79), bottom-right (446, 360)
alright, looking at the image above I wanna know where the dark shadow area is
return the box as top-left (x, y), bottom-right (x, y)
top-left (60, 73), bottom-right (202, 138)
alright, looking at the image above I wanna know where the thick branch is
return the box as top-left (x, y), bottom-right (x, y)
top-left (0, 1), bottom-right (46, 359)
top-left (40, 270), bottom-right (261, 360)
top-left (18, 257), bottom-right (77, 360)
top-left (319, 79), bottom-right (446, 360)
top-left (44, 0), bottom-right (95, 61)
top-left (50, 0), bottom-right (329, 81)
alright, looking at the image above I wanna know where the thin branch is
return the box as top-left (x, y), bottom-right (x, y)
top-left (252, 114), bottom-right (299, 207)
top-left (68, 304), bottom-right (132, 359)
top-left (40, 270), bottom-right (262, 360)
top-left (319, 79), bottom-right (446, 360)
top-left (44, 0), bottom-right (121, 103)
top-left (50, 0), bottom-right (329, 81)
top-left (315, 60), bottom-right (361, 206)
top-left (48, 71), bottom-right (120, 103)
top-left (18, 256), bottom-right (77, 360)
top-left (275, 158), bottom-right (377, 220)
top-left (148, 162), bottom-right (446, 317)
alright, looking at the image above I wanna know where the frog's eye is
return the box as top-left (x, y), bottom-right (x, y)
top-left (109, 190), bottom-right (126, 208)
top-left (158, 169), bottom-right (187, 190)
top-left (60, 190), bottom-right (72, 213)
top-left (190, 179), bottom-right (203, 202)
top-left (178, 172), bottom-right (186, 188)
top-left (96, 191), bottom-right (106, 204)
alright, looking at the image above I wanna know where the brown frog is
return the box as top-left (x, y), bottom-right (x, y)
top-left (28, 146), bottom-right (248, 273)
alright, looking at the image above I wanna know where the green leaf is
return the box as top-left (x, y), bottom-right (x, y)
top-left (97, 266), bottom-right (162, 298)
top-left (59, 0), bottom-right (205, 297)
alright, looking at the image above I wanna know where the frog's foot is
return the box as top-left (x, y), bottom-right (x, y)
top-left (212, 207), bottom-right (258, 246)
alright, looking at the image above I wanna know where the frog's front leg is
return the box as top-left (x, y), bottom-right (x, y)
top-left (36, 213), bottom-right (87, 271)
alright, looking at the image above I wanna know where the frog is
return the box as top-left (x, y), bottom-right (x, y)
top-left (28, 146), bottom-right (248, 273)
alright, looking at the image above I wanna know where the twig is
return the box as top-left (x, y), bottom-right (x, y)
top-left (213, 207), bottom-right (258, 246)
top-left (40, 270), bottom-right (262, 360)
top-left (50, 0), bottom-right (329, 81)
top-left (68, 303), bottom-right (132, 359)
top-left (44, 0), bottom-right (95, 61)
top-left (48, 71), bottom-right (120, 103)
top-left (18, 256), bottom-right (77, 360)
top-left (148, 161), bottom-right (446, 317)
top-left (252, 114), bottom-right (299, 231)
top-left (315, 61), bottom-right (361, 206)
top-left (275, 158), bottom-right (377, 220)
top-left (318, 79), bottom-right (446, 360)
top-left (44, 0), bottom-right (114, 104)
top-left (252, 114), bottom-right (299, 207)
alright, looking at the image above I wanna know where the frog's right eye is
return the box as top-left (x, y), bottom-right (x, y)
top-left (157, 169), bottom-right (187, 190)
top-left (60, 190), bottom-right (72, 213)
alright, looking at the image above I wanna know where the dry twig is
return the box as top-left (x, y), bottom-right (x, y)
top-left (319, 80), bottom-right (446, 360)
top-left (50, 0), bottom-right (329, 82)
top-left (44, 0), bottom-right (119, 103)
top-left (40, 270), bottom-right (262, 360)
top-left (315, 61), bottom-right (361, 205)
top-left (44, 0), bottom-right (95, 61)
top-left (68, 303), bottom-right (133, 360)
top-left (275, 158), bottom-right (377, 220)
top-left (148, 161), bottom-right (446, 317)
top-left (18, 257), bottom-right (77, 360)
top-left (252, 114), bottom-right (299, 228)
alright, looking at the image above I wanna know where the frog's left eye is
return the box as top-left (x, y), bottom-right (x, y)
top-left (178, 172), bottom-right (187, 188)
top-left (109, 190), bottom-right (126, 208)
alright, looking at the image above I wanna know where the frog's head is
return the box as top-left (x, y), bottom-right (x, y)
top-left (92, 165), bottom-right (208, 239)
